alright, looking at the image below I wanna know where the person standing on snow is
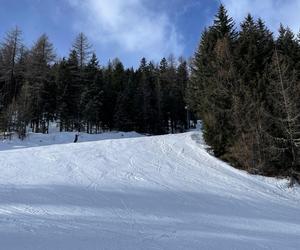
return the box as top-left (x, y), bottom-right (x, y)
top-left (74, 134), bottom-right (79, 143)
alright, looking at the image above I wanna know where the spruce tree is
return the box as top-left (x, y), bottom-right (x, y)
top-left (186, 28), bottom-right (215, 118)
top-left (102, 61), bottom-right (114, 130)
top-left (277, 25), bottom-right (300, 68)
top-left (188, 4), bottom-right (237, 157)
top-left (81, 53), bottom-right (103, 133)
top-left (230, 15), bottom-right (273, 170)
top-left (114, 69), bottom-right (136, 132)
top-left (56, 50), bottom-right (81, 132)
top-left (176, 57), bottom-right (189, 130)
top-left (212, 4), bottom-right (237, 41)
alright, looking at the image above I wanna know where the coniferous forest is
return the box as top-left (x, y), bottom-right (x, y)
top-left (1, 5), bottom-right (300, 181)
top-left (0, 31), bottom-right (189, 136)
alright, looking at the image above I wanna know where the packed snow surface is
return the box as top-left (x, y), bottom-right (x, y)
top-left (0, 130), bottom-right (299, 249)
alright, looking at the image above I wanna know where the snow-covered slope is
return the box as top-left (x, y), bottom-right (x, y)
top-left (0, 131), bottom-right (299, 250)
top-left (0, 130), bottom-right (142, 151)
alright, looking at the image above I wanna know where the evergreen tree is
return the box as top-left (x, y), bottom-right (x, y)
top-left (81, 53), bottom-right (103, 133)
top-left (176, 57), bottom-right (189, 130)
top-left (102, 59), bottom-right (125, 130)
top-left (56, 58), bottom-right (71, 131)
top-left (56, 50), bottom-right (81, 131)
top-left (114, 69), bottom-right (137, 131)
top-left (158, 57), bottom-right (169, 132)
top-left (102, 61), bottom-right (114, 130)
top-left (188, 4), bottom-right (237, 157)
top-left (229, 15), bottom-right (273, 170)
top-left (277, 25), bottom-right (300, 70)
top-left (212, 4), bottom-right (237, 40)
top-left (134, 58), bottom-right (161, 134)
top-left (186, 28), bottom-right (215, 118)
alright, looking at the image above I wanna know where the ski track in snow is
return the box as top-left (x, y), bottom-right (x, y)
top-left (0, 131), bottom-right (299, 249)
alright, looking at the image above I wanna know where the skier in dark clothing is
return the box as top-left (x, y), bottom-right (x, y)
top-left (74, 134), bottom-right (79, 143)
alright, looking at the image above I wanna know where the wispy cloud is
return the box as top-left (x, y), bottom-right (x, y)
top-left (66, 0), bottom-right (183, 63)
top-left (222, 0), bottom-right (300, 33)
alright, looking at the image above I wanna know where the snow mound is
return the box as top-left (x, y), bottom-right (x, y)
top-left (0, 131), bottom-right (299, 249)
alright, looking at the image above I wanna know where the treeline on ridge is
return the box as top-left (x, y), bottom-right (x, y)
top-left (187, 5), bottom-right (300, 181)
top-left (0, 32), bottom-right (189, 137)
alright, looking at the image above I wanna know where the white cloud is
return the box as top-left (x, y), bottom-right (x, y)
top-left (66, 0), bottom-right (183, 62)
top-left (222, 0), bottom-right (300, 34)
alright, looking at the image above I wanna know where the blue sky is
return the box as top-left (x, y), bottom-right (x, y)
top-left (1, 0), bottom-right (300, 67)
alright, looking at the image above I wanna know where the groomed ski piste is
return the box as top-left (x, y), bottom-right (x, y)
top-left (0, 128), bottom-right (299, 250)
